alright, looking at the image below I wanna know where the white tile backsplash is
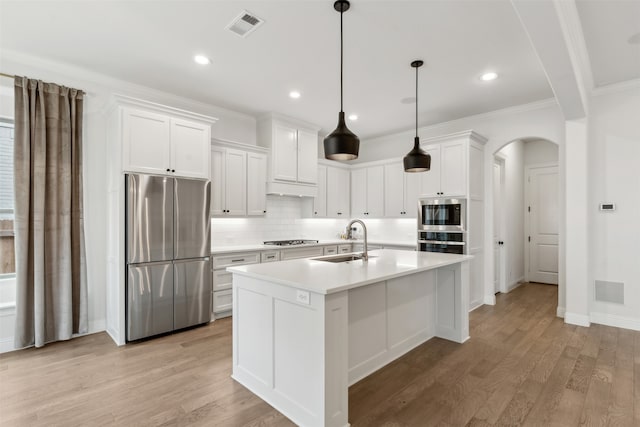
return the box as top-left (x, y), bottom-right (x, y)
top-left (211, 195), bottom-right (417, 246)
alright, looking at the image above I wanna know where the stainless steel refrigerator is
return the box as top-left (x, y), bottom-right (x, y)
top-left (125, 173), bottom-right (211, 341)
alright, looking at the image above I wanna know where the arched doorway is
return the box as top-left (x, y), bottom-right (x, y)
top-left (488, 137), bottom-right (562, 314)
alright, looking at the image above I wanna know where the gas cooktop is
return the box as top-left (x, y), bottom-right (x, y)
top-left (263, 239), bottom-right (319, 246)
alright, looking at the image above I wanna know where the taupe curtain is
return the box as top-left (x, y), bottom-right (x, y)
top-left (13, 76), bottom-right (88, 348)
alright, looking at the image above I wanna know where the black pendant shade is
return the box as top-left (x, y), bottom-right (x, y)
top-left (403, 60), bottom-right (430, 173)
top-left (404, 136), bottom-right (431, 172)
top-left (324, 0), bottom-right (359, 160)
top-left (324, 112), bottom-right (360, 160)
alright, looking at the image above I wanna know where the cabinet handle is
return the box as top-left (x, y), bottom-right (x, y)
top-left (263, 210), bottom-right (267, 213)
top-left (337, 212), bottom-right (342, 215)
top-left (166, 168), bottom-right (170, 172)
top-left (266, 255), bottom-right (275, 259)
top-left (172, 169), bottom-right (175, 173)
top-left (231, 259), bottom-right (245, 263)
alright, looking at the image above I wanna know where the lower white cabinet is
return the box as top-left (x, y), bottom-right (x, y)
top-left (323, 245), bottom-right (338, 255)
top-left (280, 246), bottom-right (324, 260)
top-left (338, 244), bottom-right (352, 254)
top-left (212, 251), bottom-right (260, 318)
top-left (261, 250), bottom-right (280, 263)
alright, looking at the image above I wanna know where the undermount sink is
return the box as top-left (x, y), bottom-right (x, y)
top-left (313, 254), bottom-right (377, 263)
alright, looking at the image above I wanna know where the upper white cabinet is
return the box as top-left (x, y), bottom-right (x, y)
top-left (419, 141), bottom-right (466, 197)
top-left (313, 165), bottom-right (328, 217)
top-left (383, 162), bottom-right (420, 217)
top-left (211, 141), bottom-right (268, 217)
top-left (326, 165), bottom-right (350, 218)
top-left (257, 114), bottom-right (320, 197)
top-left (247, 152), bottom-right (268, 216)
top-left (351, 166), bottom-right (384, 217)
top-left (122, 105), bottom-right (212, 179)
top-left (211, 146), bottom-right (247, 216)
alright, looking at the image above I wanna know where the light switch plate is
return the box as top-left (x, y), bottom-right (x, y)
top-left (296, 290), bottom-right (310, 305)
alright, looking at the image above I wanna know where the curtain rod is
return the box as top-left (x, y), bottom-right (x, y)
top-left (0, 71), bottom-right (87, 94)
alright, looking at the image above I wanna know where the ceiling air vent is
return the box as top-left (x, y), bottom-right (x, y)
top-left (226, 10), bottom-right (264, 38)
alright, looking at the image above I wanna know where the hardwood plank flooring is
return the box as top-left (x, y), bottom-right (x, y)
top-left (1, 283), bottom-right (638, 426)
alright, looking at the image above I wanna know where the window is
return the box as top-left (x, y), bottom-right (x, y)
top-left (0, 121), bottom-right (15, 276)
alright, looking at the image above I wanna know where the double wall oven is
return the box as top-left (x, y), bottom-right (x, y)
top-left (418, 198), bottom-right (466, 255)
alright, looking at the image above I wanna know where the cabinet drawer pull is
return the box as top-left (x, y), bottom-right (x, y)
top-left (266, 255), bottom-right (275, 259)
top-left (231, 259), bottom-right (245, 262)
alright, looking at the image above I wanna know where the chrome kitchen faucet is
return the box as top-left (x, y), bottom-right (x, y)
top-left (346, 219), bottom-right (368, 261)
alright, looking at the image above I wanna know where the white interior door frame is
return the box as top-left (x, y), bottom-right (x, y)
top-left (493, 155), bottom-right (507, 294)
top-left (524, 162), bottom-right (559, 284)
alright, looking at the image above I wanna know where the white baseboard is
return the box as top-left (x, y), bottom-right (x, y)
top-left (506, 276), bottom-right (525, 292)
top-left (590, 312), bottom-right (640, 331)
top-left (483, 294), bottom-right (496, 306)
top-left (0, 337), bottom-right (16, 354)
top-left (556, 306), bottom-right (566, 318)
top-left (564, 312), bottom-right (590, 327)
top-left (88, 318), bottom-right (106, 334)
top-left (469, 300), bottom-right (483, 312)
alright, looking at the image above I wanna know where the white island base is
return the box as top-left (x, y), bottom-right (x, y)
top-left (230, 250), bottom-right (471, 427)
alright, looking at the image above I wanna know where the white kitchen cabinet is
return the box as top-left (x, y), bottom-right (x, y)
top-left (122, 107), bottom-right (211, 179)
top-left (323, 245), bottom-right (338, 255)
top-left (247, 152), bottom-right (267, 216)
top-left (383, 162), bottom-right (420, 217)
top-left (419, 141), bottom-right (466, 197)
top-left (212, 251), bottom-right (261, 318)
top-left (258, 114), bottom-right (320, 197)
top-left (351, 166), bottom-right (384, 217)
top-left (338, 244), bottom-right (352, 254)
top-left (211, 142), bottom-right (268, 217)
top-left (280, 246), bottom-right (324, 260)
top-left (326, 166), bottom-right (350, 218)
top-left (313, 165), bottom-right (328, 217)
top-left (211, 146), bottom-right (247, 216)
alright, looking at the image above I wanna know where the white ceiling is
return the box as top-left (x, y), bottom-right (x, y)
top-left (0, 1), bottom-right (628, 139)
top-left (576, 0), bottom-right (640, 87)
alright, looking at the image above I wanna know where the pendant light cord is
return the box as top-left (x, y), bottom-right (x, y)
top-left (340, 7), bottom-right (344, 113)
top-left (415, 64), bottom-right (418, 139)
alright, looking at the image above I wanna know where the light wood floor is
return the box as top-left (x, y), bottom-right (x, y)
top-left (1, 283), bottom-right (638, 426)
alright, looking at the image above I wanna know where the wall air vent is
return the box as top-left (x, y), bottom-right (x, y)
top-left (226, 10), bottom-right (264, 38)
top-left (594, 280), bottom-right (624, 304)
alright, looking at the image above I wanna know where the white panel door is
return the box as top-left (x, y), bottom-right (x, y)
top-left (327, 166), bottom-right (349, 218)
top-left (314, 165), bottom-right (327, 217)
top-left (384, 162), bottom-right (404, 217)
top-left (247, 152), bottom-right (267, 216)
top-left (225, 148), bottom-right (247, 216)
top-left (123, 108), bottom-right (170, 175)
top-left (528, 166), bottom-right (559, 284)
top-left (350, 168), bottom-right (367, 217)
top-left (493, 161), bottom-right (503, 293)
top-left (210, 146), bottom-right (225, 216)
top-left (419, 145), bottom-right (441, 197)
top-left (272, 124), bottom-right (298, 182)
top-left (170, 118), bottom-right (210, 179)
top-left (440, 141), bottom-right (466, 197)
top-left (296, 129), bottom-right (318, 184)
top-left (366, 166), bottom-right (385, 217)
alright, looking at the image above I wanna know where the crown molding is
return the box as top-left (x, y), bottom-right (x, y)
top-left (211, 137), bottom-right (268, 153)
top-left (112, 94), bottom-right (217, 124)
top-left (591, 78), bottom-right (640, 97)
top-left (257, 112), bottom-right (321, 132)
top-left (366, 98), bottom-right (557, 143)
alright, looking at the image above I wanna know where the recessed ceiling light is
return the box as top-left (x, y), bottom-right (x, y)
top-left (481, 72), bottom-right (498, 81)
top-left (289, 91), bottom-right (301, 99)
top-left (348, 114), bottom-right (358, 121)
top-left (194, 55), bottom-right (211, 65)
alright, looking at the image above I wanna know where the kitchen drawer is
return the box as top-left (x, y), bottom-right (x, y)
top-left (280, 246), bottom-right (324, 260)
top-left (213, 269), bottom-right (232, 291)
top-left (352, 244), bottom-right (383, 252)
top-left (338, 244), bottom-right (352, 254)
top-left (323, 245), bottom-right (338, 255)
top-left (213, 252), bottom-right (260, 269)
top-left (213, 289), bottom-right (232, 314)
top-left (261, 250), bottom-right (280, 263)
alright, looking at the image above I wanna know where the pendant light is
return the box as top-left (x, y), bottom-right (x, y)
top-left (324, 0), bottom-right (360, 161)
top-left (403, 60), bottom-right (431, 172)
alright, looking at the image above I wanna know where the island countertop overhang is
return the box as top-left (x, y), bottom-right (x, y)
top-left (227, 249), bottom-right (473, 295)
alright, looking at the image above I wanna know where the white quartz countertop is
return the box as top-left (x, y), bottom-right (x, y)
top-left (211, 240), bottom-right (416, 255)
top-left (228, 249), bottom-right (472, 295)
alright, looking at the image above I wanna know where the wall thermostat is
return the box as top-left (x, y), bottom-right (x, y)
top-left (599, 203), bottom-right (616, 211)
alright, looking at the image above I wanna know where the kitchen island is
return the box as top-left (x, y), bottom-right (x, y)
top-left (228, 249), bottom-right (472, 427)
